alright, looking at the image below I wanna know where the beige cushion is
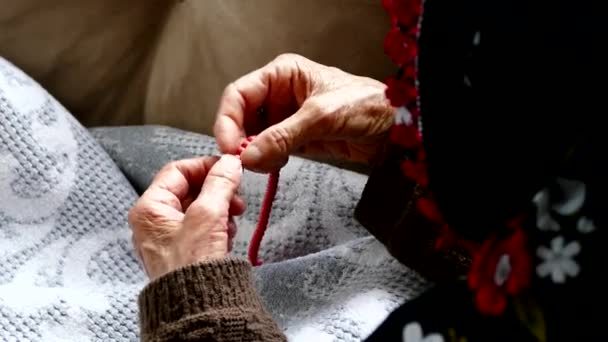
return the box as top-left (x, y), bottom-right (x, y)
top-left (0, 0), bottom-right (393, 135)
top-left (0, 0), bottom-right (169, 126)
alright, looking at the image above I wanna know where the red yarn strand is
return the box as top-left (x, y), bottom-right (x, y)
top-left (248, 170), bottom-right (279, 266)
top-left (237, 136), bottom-right (280, 266)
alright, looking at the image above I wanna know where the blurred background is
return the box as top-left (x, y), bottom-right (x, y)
top-left (0, 0), bottom-right (395, 137)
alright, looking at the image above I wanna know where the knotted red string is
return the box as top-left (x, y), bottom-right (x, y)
top-left (237, 136), bottom-right (280, 266)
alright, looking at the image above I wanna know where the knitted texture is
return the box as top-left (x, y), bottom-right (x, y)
top-left (138, 257), bottom-right (285, 341)
top-left (0, 57), bottom-right (140, 341)
top-left (0, 57), bottom-right (428, 341)
top-left (139, 258), bottom-right (263, 332)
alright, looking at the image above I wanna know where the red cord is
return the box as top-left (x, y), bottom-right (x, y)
top-left (248, 171), bottom-right (279, 266)
top-left (237, 136), bottom-right (280, 266)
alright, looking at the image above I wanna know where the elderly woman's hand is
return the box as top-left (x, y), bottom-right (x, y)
top-left (214, 53), bottom-right (395, 173)
top-left (128, 155), bottom-right (245, 280)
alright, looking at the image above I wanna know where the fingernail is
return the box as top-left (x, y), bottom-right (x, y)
top-left (242, 144), bottom-right (263, 165)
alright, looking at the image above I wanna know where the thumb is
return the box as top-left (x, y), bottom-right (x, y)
top-left (190, 155), bottom-right (243, 217)
top-left (241, 113), bottom-right (312, 173)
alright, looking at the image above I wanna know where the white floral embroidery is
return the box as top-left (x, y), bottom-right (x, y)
top-left (577, 216), bottom-right (596, 234)
top-left (537, 236), bottom-right (581, 283)
top-left (465, 31), bottom-right (480, 88)
top-left (473, 31), bottom-right (481, 46)
top-left (395, 106), bottom-right (413, 125)
top-left (494, 254), bottom-right (512, 286)
top-left (402, 322), bottom-right (444, 342)
top-left (552, 178), bottom-right (586, 216)
top-left (533, 189), bottom-right (560, 231)
top-left (463, 74), bottom-right (472, 88)
top-left (533, 178), bottom-right (587, 231)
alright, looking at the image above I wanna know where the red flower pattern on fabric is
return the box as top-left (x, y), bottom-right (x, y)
top-left (434, 224), bottom-right (458, 250)
top-left (468, 228), bottom-right (532, 316)
top-left (390, 124), bottom-right (420, 149)
top-left (401, 60), bottom-right (417, 81)
top-left (382, 0), bottom-right (535, 319)
top-left (385, 76), bottom-right (415, 108)
top-left (384, 27), bottom-right (418, 65)
top-left (383, 0), bottom-right (452, 243)
top-left (382, 0), bottom-right (422, 27)
top-left (401, 160), bottom-right (428, 188)
top-left (415, 197), bottom-right (443, 223)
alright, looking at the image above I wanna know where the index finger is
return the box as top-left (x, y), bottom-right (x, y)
top-left (187, 155), bottom-right (243, 218)
top-left (213, 68), bottom-right (271, 155)
top-left (143, 157), bottom-right (219, 211)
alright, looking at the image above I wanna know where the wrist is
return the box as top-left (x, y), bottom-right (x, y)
top-left (145, 252), bottom-right (229, 281)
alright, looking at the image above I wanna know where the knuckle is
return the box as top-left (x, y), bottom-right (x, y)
top-left (273, 53), bottom-right (308, 68)
top-left (128, 200), bottom-right (180, 257)
top-left (301, 99), bottom-right (334, 136)
top-left (127, 206), bottom-right (139, 227)
top-left (274, 53), bottom-right (298, 63)
top-left (129, 203), bottom-right (160, 230)
top-left (317, 105), bottom-right (336, 123)
top-left (304, 98), bottom-right (326, 117)
top-left (128, 200), bottom-right (149, 227)
top-left (223, 81), bottom-right (238, 98)
top-left (158, 161), bottom-right (178, 175)
top-left (211, 158), bottom-right (241, 185)
top-left (268, 125), bottom-right (292, 153)
top-left (326, 65), bottom-right (345, 75)
top-left (186, 201), bottom-right (224, 220)
top-left (218, 172), bottom-right (238, 188)
top-left (304, 97), bottom-right (321, 112)
top-left (208, 166), bottom-right (239, 189)
top-left (131, 233), bottom-right (138, 248)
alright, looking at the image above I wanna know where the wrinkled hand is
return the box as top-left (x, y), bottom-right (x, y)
top-left (128, 155), bottom-right (245, 280)
top-left (214, 53), bottom-right (395, 173)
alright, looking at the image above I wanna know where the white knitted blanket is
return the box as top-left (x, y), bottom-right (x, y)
top-left (0, 57), bottom-right (428, 341)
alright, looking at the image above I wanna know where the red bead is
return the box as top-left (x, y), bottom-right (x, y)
top-left (401, 63), bottom-right (417, 82)
top-left (389, 124), bottom-right (420, 149)
top-left (385, 76), bottom-right (417, 108)
top-left (384, 0), bottom-right (422, 28)
top-left (384, 27), bottom-right (418, 66)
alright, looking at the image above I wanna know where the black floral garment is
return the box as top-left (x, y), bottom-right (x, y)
top-left (361, 0), bottom-right (607, 340)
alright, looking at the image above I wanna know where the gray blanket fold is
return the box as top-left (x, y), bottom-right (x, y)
top-left (1, 57), bottom-right (427, 342)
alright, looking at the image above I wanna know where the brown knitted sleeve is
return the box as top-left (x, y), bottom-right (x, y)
top-left (138, 257), bottom-right (286, 342)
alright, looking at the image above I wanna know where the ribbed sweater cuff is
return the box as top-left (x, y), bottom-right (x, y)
top-left (138, 257), bottom-right (260, 334)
